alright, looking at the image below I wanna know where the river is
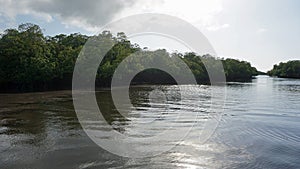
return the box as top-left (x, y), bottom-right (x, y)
top-left (0, 75), bottom-right (299, 168)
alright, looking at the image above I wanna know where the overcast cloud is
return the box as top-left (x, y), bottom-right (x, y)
top-left (0, 0), bottom-right (136, 31)
top-left (0, 0), bottom-right (226, 32)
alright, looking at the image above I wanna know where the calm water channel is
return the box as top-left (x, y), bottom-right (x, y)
top-left (0, 76), bottom-right (299, 168)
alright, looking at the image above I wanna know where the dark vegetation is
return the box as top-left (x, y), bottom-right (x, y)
top-left (268, 60), bottom-right (300, 79)
top-left (0, 23), bottom-right (260, 92)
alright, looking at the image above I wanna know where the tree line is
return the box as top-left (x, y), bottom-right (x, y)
top-left (0, 23), bottom-right (260, 92)
top-left (268, 60), bottom-right (300, 78)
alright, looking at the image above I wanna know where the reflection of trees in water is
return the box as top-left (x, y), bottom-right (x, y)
top-left (276, 84), bottom-right (300, 93)
top-left (1, 108), bottom-right (47, 145)
top-left (0, 92), bottom-right (131, 169)
top-left (0, 92), bottom-right (80, 146)
top-left (129, 86), bottom-right (181, 107)
top-left (96, 91), bottom-right (129, 133)
top-left (272, 77), bottom-right (300, 93)
top-left (95, 86), bottom-right (182, 133)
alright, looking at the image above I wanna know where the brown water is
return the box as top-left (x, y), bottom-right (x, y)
top-left (0, 76), bottom-right (300, 168)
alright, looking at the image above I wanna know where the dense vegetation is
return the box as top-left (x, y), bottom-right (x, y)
top-left (268, 60), bottom-right (300, 78)
top-left (0, 23), bottom-right (259, 92)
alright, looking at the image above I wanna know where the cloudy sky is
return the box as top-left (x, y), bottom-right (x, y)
top-left (0, 0), bottom-right (300, 71)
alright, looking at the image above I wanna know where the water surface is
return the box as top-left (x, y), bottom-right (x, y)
top-left (0, 76), bottom-right (299, 168)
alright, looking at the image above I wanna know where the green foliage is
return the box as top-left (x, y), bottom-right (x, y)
top-left (222, 58), bottom-right (258, 81)
top-left (268, 60), bottom-right (300, 78)
top-left (0, 23), bottom-right (260, 92)
top-left (0, 24), bottom-right (89, 91)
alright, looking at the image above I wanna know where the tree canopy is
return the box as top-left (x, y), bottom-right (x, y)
top-left (268, 60), bottom-right (300, 78)
top-left (0, 23), bottom-right (260, 92)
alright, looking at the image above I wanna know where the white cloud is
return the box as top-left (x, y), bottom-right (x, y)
top-left (0, 0), bottom-right (52, 22)
top-left (0, 0), bottom-right (228, 32)
top-left (257, 28), bottom-right (268, 33)
top-left (206, 23), bottom-right (230, 31)
top-left (0, 0), bottom-right (135, 31)
top-left (117, 0), bottom-right (228, 31)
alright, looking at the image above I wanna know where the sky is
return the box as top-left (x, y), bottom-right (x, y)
top-left (0, 0), bottom-right (300, 71)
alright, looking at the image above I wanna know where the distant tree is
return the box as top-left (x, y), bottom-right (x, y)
top-left (222, 59), bottom-right (258, 81)
top-left (268, 60), bottom-right (300, 78)
top-left (0, 23), bottom-right (261, 92)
